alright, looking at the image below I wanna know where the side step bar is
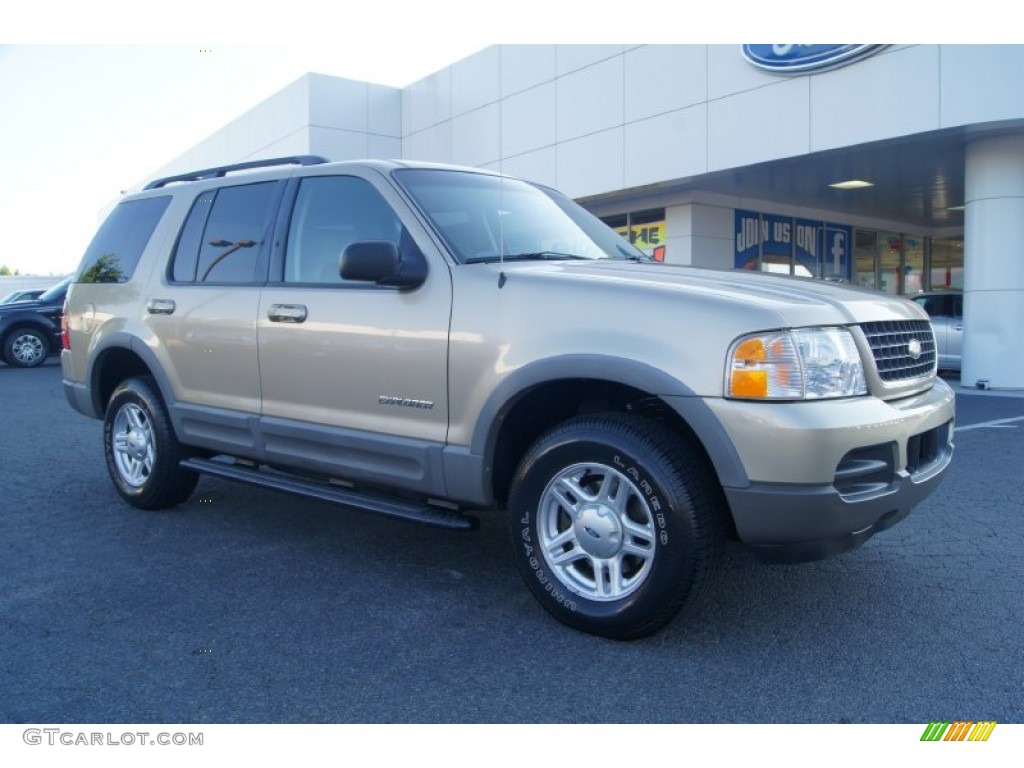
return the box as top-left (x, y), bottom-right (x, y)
top-left (180, 457), bottom-right (478, 531)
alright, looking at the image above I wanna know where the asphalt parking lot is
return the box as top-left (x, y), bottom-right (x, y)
top-left (2, 360), bottom-right (1022, 724)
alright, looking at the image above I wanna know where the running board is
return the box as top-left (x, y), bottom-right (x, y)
top-left (180, 457), bottom-right (478, 531)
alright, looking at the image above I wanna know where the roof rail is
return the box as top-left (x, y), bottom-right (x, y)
top-left (143, 155), bottom-right (331, 190)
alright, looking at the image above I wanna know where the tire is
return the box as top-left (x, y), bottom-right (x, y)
top-left (3, 327), bottom-right (49, 368)
top-left (509, 413), bottom-right (726, 640)
top-left (103, 377), bottom-right (198, 509)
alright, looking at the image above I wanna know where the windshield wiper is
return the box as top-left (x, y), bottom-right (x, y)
top-left (466, 252), bottom-right (592, 264)
top-left (613, 243), bottom-right (652, 262)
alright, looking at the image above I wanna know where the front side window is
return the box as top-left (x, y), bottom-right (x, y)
top-left (394, 169), bottom-right (646, 263)
top-left (170, 182), bottom-right (278, 284)
top-left (77, 196), bottom-right (171, 283)
top-left (284, 176), bottom-right (404, 284)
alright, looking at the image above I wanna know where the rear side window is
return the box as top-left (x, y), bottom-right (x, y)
top-left (170, 182), bottom-right (279, 284)
top-left (76, 196), bottom-right (171, 283)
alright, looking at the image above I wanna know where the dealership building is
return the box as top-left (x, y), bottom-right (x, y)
top-left (145, 44), bottom-right (1024, 389)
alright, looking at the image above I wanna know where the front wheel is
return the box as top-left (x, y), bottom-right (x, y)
top-left (509, 413), bottom-right (725, 640)
top-left (104, 377), bottom-right (198, 509)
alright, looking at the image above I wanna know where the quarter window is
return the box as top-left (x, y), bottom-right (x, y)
top-left (77, 196), bottom-right (171, 283)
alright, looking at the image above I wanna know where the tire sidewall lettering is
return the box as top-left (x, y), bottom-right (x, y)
top-left (613, 452), bottom-right (669, 546)
top-left (521, 527), bottom-right (578, 612)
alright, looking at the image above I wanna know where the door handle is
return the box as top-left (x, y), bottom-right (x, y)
top-left (953, 325), bottom-right (962, 331)
top-left (268, 304), bottom-right (308, 323)
top-left (146, 299), bottom-right (176, 315)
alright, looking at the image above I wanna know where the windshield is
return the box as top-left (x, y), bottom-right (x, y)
top-left (392, 169), bottom-right (646, 264)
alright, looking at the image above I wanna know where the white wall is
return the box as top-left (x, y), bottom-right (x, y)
top-left (142, 73), bottom-right (401, 187)
top-left (146, 44), bottom-right (1024, 199)
top-left (399, 43), bottom-right (1024, 197)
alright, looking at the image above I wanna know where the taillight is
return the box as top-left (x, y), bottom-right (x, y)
top-left (61, 297), bottom-right (70, 350)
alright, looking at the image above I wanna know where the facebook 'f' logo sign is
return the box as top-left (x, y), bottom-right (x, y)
top-left (825, 226), bottom-right (851, 280)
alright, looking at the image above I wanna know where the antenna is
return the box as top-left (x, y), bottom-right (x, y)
top-left (498, 175), bottom-right (506, 288)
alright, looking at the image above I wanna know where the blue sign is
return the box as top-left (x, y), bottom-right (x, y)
top-left (822, 225), bottom-right (852, 280)
top-left (741, 45), bottom-right (886, 75)
top-left (735, 211), bottom-right (790, 270)
top-left (735, 210), bottom-right (852, 280)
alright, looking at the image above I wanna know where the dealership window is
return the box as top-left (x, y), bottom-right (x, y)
top-left (903, 235), bottom-right (925, 294)
top-left (878, 231), bottom-right (903, 294)
top-left (854, 230), bottom-right (877, 289)
top-left (855, 228), bottom-right (963, 295)
top-left (930, 238), bottom-right (964, 291)
top-left (600, 208), bottom-right (667, 261)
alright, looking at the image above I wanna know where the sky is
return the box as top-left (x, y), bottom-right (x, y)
top-left (0, 43), bottom-right (487, 277)
top-left (1, 3), bottom-right (1007, 278)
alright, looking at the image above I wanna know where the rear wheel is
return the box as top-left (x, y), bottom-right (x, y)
top-left (4, 328), bottom-right (48, 368)
top-left (509, 413), bottom-right (725, 640)
top-left (104, 377), bottom-right (198, 509)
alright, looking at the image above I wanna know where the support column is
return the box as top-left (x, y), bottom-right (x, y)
top-left (962, 133), bottom-right (1024, 390)
top-left (664, 202), bottom-right (734, 269)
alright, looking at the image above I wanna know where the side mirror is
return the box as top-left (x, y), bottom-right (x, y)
top-left (340, 240), bottom-right (427, 289)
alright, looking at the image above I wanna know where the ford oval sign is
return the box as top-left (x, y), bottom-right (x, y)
top-left (741, 45), bottom-right (886, 75)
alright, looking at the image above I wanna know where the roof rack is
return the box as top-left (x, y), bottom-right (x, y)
top-left (144, 155), bottom-right (331, 190)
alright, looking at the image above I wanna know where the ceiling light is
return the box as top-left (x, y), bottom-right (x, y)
top-left (829, 180), bottom-right (874, 190)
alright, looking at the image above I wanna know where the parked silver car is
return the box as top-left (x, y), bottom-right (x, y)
top-left (912, 292), bottom-right (963, 372)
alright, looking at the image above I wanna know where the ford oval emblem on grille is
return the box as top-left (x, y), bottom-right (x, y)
top-left (908, 338), bottom-right (923, 360)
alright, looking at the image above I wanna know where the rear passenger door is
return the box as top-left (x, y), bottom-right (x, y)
top-left (149, 181), bottom-right (282, 435)
top-left (257, 171), bottom-right (452, 487)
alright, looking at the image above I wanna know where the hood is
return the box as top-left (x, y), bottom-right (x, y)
top-left (495, 260), bottom-right (926, 328)
top-left (0, 298), bottom-right (51, 312)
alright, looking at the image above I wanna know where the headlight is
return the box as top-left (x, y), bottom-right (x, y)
top-left (726, 327), bottom-right (867, 400)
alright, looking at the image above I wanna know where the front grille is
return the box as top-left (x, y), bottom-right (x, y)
top-left (860, 320), bottom-right (936, 382)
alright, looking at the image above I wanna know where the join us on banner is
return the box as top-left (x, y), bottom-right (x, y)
top-left (735, 210), bottom-right (851, 280)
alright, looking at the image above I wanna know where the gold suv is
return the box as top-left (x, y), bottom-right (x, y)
top-left (63, 157), bottom-right (955, 639)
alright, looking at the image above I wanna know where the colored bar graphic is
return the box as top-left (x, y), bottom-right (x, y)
top-left (921, 720), bottom-right (996, 742)
top-left (945, 721), bottom-right (972, 741)
top-left (969, 722), bottom-right (997, 741)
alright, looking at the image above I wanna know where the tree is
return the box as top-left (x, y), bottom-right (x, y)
top-left (80, 253), bottom-right (124, 283)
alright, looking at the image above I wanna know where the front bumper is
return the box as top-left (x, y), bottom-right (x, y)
top-left (698, 378), bottom-right (956, 562)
